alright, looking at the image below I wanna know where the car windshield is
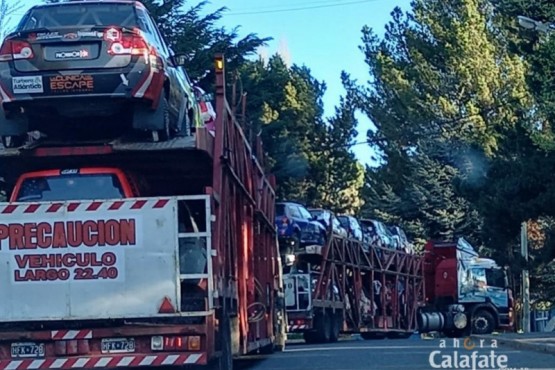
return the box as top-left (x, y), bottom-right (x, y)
top-left (337, 216), bottom-right (349, 228)
top-left (18, 3), bottom-right (138, 30)
top-left (309, 210), bottom-right (323, 217)
top-left (16, 174), bottom-right (124, 201)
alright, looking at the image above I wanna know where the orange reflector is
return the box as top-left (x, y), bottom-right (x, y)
top-left (188, 336), bottom-right (201, 351)
top-left (215, 58), bottom-right (224, 71)
top-left (159, 297), bottom-right (176, 313)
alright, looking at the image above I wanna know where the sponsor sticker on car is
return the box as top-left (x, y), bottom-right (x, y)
top-left (12, 76), bottom-right (43, 94)
top-left (49, 75), bottom-right (94, 93)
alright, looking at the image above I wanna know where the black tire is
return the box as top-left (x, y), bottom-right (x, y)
top-left (291, 231), bottom-right (301, 252)
top-left (157, 96), bottom-right (171, 141)
top-left (1, 135), bottom-right (24, 148)
top-left (360, 332), bottom-right (386, 340)
top-left (303, 331), bottom-right (318, 344)
top-left (210, 313), bottom-right (233, 370)
top-left (314, 312), bottom-right (331, 343)
top-left (329, 312), bottom-right (341, 343)
top-left (258, 343), bottom-right (274, 355)
top-left (471, 310), bottom-right (495, 335)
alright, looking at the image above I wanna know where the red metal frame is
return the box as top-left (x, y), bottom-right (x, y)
top-left (0, 54), bottom-right (279, 366)
top-left (288, 237), bottom-right (424, 336)
top-left (208, 54), bottom-right (279, 356)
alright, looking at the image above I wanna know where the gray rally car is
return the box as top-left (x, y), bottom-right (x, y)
top-left (0, 0), bottom-right (200, 147)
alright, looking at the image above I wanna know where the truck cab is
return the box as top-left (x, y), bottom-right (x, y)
top-left (418, 238), bottom-right (514, 337)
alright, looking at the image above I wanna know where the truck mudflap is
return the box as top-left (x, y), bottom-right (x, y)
top-left (0, 352), bottom-right (207, 369)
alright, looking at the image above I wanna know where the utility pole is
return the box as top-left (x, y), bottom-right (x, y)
top-left (520, 222), bottom-right (530, 333)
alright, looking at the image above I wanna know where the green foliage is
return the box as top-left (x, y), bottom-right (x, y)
top-left (239, 56), bottom-right (364, 213)
top-left (141, 0), bottom-right (270, 88)
top-left (346, 0), bottom-right (532, 251)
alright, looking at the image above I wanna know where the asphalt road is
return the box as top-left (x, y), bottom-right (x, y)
top-left (236, 336), bottom-right (555, 370)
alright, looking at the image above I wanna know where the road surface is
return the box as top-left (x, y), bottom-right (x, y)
top-left (236, 336), bottom-right (555, 370)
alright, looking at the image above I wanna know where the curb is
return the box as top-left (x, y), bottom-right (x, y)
top-left (472, 335), bottom-right (555, 355)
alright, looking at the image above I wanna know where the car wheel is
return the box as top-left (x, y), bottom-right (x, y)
top-left (152, 96), bottom-right (171, 142)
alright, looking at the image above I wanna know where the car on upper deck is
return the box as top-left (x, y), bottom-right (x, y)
top-left (275, 201), bottom-right (326, 253)
top-left (0, 0), bottom-right (200, 148)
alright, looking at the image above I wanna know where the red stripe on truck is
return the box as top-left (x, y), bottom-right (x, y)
top-left (24, 204), bottom-right (40, 213)
top-left (1, 205), bottom-right (17, 214)
top-left (46, 203), bottom-right (63, 213)
top-left (51, 329), bottom-right (93, 340)
top-left (0, 353), bottom-right (206, 369)
top-left (153, 199), bottom-right (169, 208)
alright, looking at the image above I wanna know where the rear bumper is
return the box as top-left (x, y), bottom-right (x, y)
top-left (0, 352), bottom-right (207, 369)
top-left (0, 323), bottom-right (210, 368)
top-left (0, 66), bottom-right (163, 109)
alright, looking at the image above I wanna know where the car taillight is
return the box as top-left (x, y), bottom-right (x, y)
top-left (108, 34), bottom-right (149, 57)
top-left (151, 335), bottom-right (201, 351)
top-left (0, 40), bottom-right (34, 61)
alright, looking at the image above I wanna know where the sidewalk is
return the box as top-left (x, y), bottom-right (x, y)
top-left (472, 332), bottom-right (555, 355)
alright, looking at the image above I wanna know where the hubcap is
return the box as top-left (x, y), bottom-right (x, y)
top-left (475, 317), bottom-right (488, 330)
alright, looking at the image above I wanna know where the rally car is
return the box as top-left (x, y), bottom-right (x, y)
top-left (0, 0), bottom-right (200, 147)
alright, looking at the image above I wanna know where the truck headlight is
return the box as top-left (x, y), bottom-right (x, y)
top-left (453, 313), bottom-right (467, 329)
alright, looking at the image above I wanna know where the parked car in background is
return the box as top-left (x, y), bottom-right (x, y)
top-left (389, 225), bottom-right (414, 254)
top-left (360, 219), bottom-right (395, 249)
top-left (275, 201), bottom-right (326, 253)
top-left (308, 208), bottom-right (348, 238)
top-left (0, 0), bottom-right (199, 147)
top-left (337, 215), bottom-right (363, 241)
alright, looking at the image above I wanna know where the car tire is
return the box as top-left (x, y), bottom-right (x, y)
top-left (157, 96), bottom-right (171, 142)
top-left (1, 135), bottom-right (24, 149)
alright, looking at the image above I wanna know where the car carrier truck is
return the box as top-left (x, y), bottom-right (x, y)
top-left (283, 219), bottom-right (424, 342)
top-left (0, 55), bottom-right (286, 369)
top-left (417, 238), bottom-right (514, 337)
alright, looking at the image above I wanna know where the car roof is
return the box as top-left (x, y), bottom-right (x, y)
top-left (277, 201), bottom-right (302, 206)
top-left (32, 0), bottom-right (142, 10)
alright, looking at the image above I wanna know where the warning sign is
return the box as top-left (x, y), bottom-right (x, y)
top-left (0, 198), bottom-right (181, 323)
top-left (0, 218), bottom-right (137, 283)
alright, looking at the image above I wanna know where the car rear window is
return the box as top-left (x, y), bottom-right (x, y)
top-left (18, 3), bottom-right (138, 30)
top-left (16, 174), bottom-right (124, 201)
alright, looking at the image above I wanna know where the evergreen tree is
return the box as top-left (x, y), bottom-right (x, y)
top-left (141, 0), bottom-right (270, 88)
top-left (346, 0), bottom-right (531, 248)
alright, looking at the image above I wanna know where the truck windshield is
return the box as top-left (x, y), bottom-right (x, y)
top-left (486, 268), bottom-right (507, 288)
top-left (16, 174), bottom-right (124, 201)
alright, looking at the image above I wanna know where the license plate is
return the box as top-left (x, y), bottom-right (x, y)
top-left (11, 342), bottom-right (45, 359)
top-left (101, 338), bottom-right (135, 354)
top-left (44, 44), bottom-right (97, 61)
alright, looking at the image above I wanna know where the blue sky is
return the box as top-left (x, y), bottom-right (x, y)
top-left (200, 0), bottom-right (414, 166)
top-left (12, 0), bottom-right (413, 166)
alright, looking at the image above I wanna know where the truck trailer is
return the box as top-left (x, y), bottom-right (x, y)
top-left (282, 222), bottom-right (424, 342)
top-left (0, 55), bottom-right (286, 369)
top-left (417, 238), bottom-right (514, 337)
